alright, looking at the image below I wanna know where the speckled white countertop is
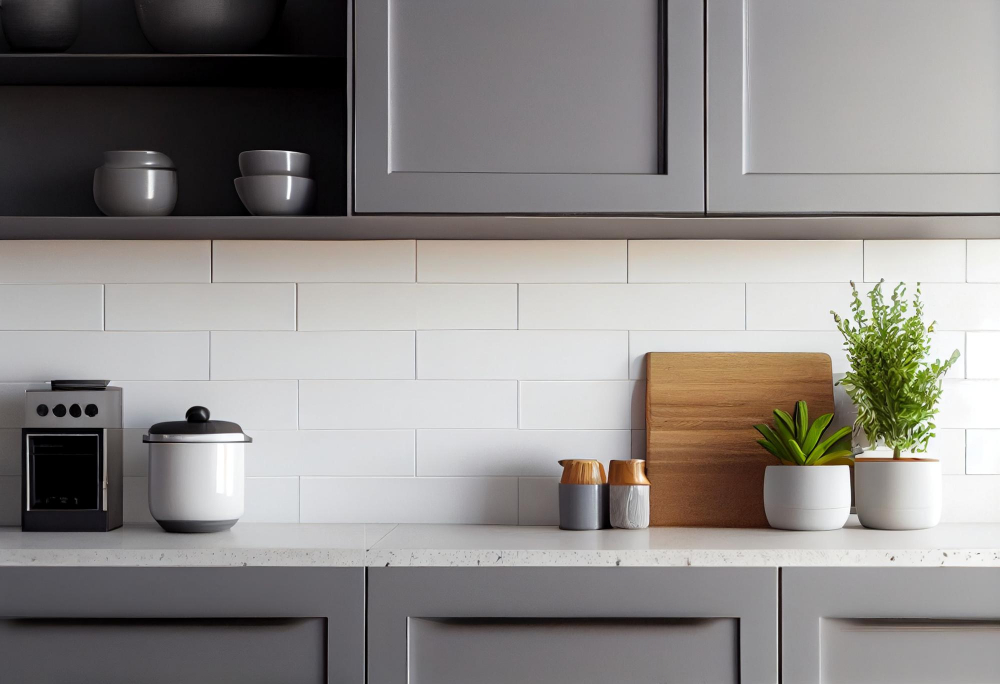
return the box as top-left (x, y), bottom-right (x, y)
top-left (1, 519), bottom-right (999, 567)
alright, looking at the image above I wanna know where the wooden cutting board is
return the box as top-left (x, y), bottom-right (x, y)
top-left (645, 352), bottom-right (834, 527)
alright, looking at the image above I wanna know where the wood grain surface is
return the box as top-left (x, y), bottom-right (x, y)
top-left (645, 352), bottom-right (835, 527)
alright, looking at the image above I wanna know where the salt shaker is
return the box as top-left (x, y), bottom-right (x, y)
top-left (608, 460), bottom-right (650, 529)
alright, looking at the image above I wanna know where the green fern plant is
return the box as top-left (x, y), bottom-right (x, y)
top-left (754, 401), bottom-right (854, 466)
top-left (831, 280), bottom-right (960, 459)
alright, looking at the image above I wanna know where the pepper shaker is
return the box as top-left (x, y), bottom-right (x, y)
top-left (557, 459), bottom-right (610, 530)
top-left (608, 460), bottom-right (651, 529)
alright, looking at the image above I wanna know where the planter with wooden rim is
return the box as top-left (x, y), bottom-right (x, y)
top-left (854, 449), bottom-right (942, 530)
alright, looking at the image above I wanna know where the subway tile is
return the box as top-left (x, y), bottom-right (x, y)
top-left (922, 429), bottom-right (966, 475)
top-left (0, 285), bottom-right (103, 330)
top-left (747, 283), bottom-right (856, 331)
top-left (417, 429), bottom-right (630, 477)
top-left (519, 381), bottom-right (634, 430)
top-left (967, 430), bottom-right (1000, 474)
top-left (0, 384), bottom-right (45, 427)
top-left (628, 240), bottom-right (862, 283)
top-left (123, 429), bottom-right (147, 477)
top-left (299, 284), bottom-right (516, 330)
top-left (243, 477), bottom-right (299, 523)
top-left (864, 240), bottom-right (966, 283)
top-left (299, 380), bottom-right (517, 429)
top-left (417, 331), bottom-right (628, 380)
top-left (966, 333), bottom-right (1000, 378)
top-left (967, 240), bottom-right (1000, 282)
top-left (300, 476), bottom-right (518, 524)
top-left (106, 284), bottom-right (295, 331)
top-left (211, 331), bottom-right (414, 380)
top-left (941, 476), bottom-right (1000, 523)
top-left (518, 477), bottom-right (559, 525)
top-left (118, 381), bottom-right (298, 430)
top-left (123, 477), bottom-right (154, 524)
top-left (0, 241), bottom-right (209, 283)
top-left (0, 429), bottom-right (20, 477)
top-left (631, 380), bottom-right (646, 429)
top-left (418, 240), bottom-right (626, 283)
top-left (0, 476), bottom-right (19, 525)
top-left (245, 430), bottom-right (414, 477)
top-left (0, 332), bottom-right (208, 381)
top-left (921, 284), bottom-right (1000, 330)
top-left (938, 380), bottom-right (1000, 429)
top-left (519, 284), bottom-right (744, 330)
top-left (212, 240), bottom-right (415, 282)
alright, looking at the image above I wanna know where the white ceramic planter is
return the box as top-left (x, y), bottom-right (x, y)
top-left (855, 453), bottom-right (941, 530)
top-left (763, 465), bottom-right (851, 531)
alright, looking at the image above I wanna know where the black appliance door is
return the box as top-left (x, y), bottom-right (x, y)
top-left (26, 433), bottom-right (102, 511)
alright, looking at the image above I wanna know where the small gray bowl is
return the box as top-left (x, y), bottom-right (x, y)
top-left (94, 167), bottom-right (177, 217)
top-left (134, 0), bottom-right (286, 53)
top-left (235, 175), bottom-right (315, 216)
top-left (103, 150), bottom-right (175, 169)
top-left (239, 150), bottom-right (310, 178)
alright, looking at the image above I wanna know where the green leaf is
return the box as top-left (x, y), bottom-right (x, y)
top-left (774, 409), bottom-right (795, 436)
top-left (757, 439), bottom-right (791, 464)
top-left (772, 419), bottom-right (798, 458)
top-left (801, 412), bottom-right (833, 455)
top-left (786, 439), bottom-right (807, 465)
top-left (812, 450), bottom-right (855, 466)
top-left (807, 425), bottom-right (853, 461)
top-left (755, 424), bottom-right (793, 462)
top-left (794, 401), bottom-right (809, 443)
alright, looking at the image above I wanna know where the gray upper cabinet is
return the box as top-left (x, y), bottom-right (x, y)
top-left (354, 0), bottom-right (704, 214)
top-left (708, 0), bottom-right (1000, 214)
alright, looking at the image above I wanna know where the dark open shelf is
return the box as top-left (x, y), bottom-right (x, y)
top-left (0, 54), bottom-right (344, 86)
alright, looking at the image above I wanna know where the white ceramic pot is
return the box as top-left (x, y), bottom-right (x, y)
top-left (144, 406), bottom-right (251, 533)
top-left (763, 465), bottom-right (851, 531)
top-left (855, 454), bottom-right (941, 530)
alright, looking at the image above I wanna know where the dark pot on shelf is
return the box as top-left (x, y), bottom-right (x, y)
top-left (134, 0), bottom-right (287, 53)
top-left (0, 0), bottom-right (81, 52)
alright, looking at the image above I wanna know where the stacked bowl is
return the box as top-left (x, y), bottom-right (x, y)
top-left (235, 150), bottom-right (315, 216)
top-left (93, 150), bottom-right (177, 217)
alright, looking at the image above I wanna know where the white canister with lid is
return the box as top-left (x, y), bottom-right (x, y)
top-left (144, 405), bottom-right (251, 533)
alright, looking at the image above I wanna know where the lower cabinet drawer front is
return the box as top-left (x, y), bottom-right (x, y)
top-left (822, 618), bottom-right (1000, 684)
top-left (0, 617), bottom-right (326, 684)
top-left (408, 617), bottom-right (739, 684)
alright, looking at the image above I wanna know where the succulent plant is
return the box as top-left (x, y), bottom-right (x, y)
top-left (754, 401), bottom-right (854, 466)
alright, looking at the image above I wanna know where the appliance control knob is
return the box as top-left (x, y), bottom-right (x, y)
top-left (52, 404), bottom-right (66, 417)
top-left (85, 404), bottom-right (99, 417)
top-left (36, 404), bottom-right (48, 417)
top-left (69, 404), bottom-right (82, 418)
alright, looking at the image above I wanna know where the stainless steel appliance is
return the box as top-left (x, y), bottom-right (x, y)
top-left (21, 380), bottom-right (123, 531)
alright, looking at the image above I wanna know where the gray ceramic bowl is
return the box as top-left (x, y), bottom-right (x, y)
top-left (102, 150), bottom-right (175, 169)
top-left (134, 0), bottom-right (287, 53)
top-left (239, 150), bottom-right (310, 178)
top-left (235, 175), bottom-right (315, 216)
top-left (0, 0), bottom-right (81, 52)
top-left (94, 167), bottom-right (177, 217)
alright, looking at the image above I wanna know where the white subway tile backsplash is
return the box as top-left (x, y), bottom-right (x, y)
top-left (245, 430), bottom-right (415, 477)
top-left (213, 240), bottom-right (415, 282)
top-left (0, 241), bottom-right (210, 284)
top-left (119, 381), bottom-right (298, 430)
top-left (628, 240), bottom-right (862, 283)
top-left (0, 429), bottom-right (18, 476)
top-left (967, 430), bottom-right (1000, 474)
top-left (211, 331), bottom-right (414, 380)
top-left (106, 284), bottom-right (295, 331)
top-left (864, 240), bottom-right (966, 283)
top-left (298, 283), bottom-right (516, 330)
top-left (519, 381), bottom-right (634, 430)
top-left (300, 476), bottom-right (518, 524)
top-left (967, 240), bottom-right (1000, 283)
top-left (417, 331), bottom-right (627, 380)
top-left (921, 284), bottom-right (1000, 330)
top-left (519, 284), bottom-right (744, 330)
top-left (299, 380), bottom-right (517, 429)
top-left (747, 283), bottom-right (854, 331)
top-left (631, 430), bottom-right (646, 460)
top-left (941, 476), bottom-right (1000, 522)
top-left (0, 476), bottom-right (19, 525)
top-left (417, 429), bottom-right (630, 477)
top-left (966, 333), bottom-right (1000, 379)
top-left (518, 477), bottom-right (559, 525)
top-left (0, 285), bottom-right (103, 330)
top-left (923, 429), bottom-right (966, 475)
top-left (0, 332), bottom-right (207, 381)
top-left (123, 429), bottom-right (146, 477)
top-left (418, 240), bottom-right (626, 283)
top-left (0, 384), bottom-right (44, 427)
top-left (938, 380), bottom-right (1000, 429)
top-left (243, 477), bottom-right (299, 523)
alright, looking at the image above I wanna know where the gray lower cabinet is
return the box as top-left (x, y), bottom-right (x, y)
top-left (368, 567), bottom-right (778, 683)
top-left (354, 0), bottom-right (704, 214)
top-left (0, 567), bottom-right (365, 684)
top-left (783, 568), bottom-right (1000, 684)
top-left (708, 0), bottom-right (1000, 214)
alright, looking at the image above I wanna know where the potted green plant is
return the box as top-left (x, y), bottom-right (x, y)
top-left (832, 280), bottom-right (960, 530)
top-left (755, 401), bottom-right (854, 530)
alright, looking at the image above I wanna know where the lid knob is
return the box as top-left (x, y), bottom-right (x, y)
top-left (185, 406), bottom-right (210, 423)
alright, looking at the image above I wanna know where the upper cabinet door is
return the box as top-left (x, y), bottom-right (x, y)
top-left (708, 0), bottom-right (1000, 214)
top-left (354, 0), bottom-right (704, 214)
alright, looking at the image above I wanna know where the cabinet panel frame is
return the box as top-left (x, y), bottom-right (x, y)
top-left (782, 567), bottom-right (1000, 684)
top-left (354, 0), bottom-right (705, 214)
top-left (368, 566), bottom-right (778, 683)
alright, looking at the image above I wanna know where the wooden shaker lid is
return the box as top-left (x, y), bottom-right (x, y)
top-left (558, 459), bottom-right (607, 485)
top-left (608, 459), bottom-right (650, 486)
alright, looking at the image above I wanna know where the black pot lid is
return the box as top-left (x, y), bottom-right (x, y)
top-left (143, 406), bottom-right (252, 444)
